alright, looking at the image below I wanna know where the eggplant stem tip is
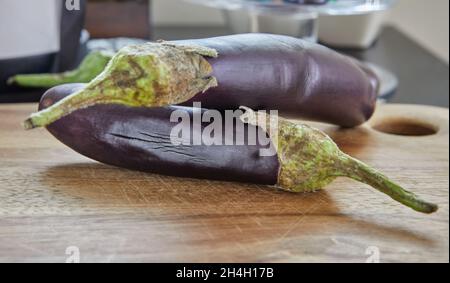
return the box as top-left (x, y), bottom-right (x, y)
top-left (22, 118), bottom-right (36, 130)
top-left (7, 77), bottom-right (15, 85)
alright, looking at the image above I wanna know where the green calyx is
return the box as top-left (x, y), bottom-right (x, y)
top-left (240, 107), bottom-right (438, 214)
top-left (8, 50), bottom-right (113, 88)
top-left (276, 120), bottom-right (343, 192)
top-left (23, 42), bottom-right (218, 129)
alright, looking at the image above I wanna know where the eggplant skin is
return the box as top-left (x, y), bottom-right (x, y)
top-left (177, 33), bottom-right (379, 127)
top-left (40, 84), bottom-right (280, 185)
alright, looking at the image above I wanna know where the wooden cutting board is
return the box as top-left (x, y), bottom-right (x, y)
top-left (0, 103), bottom-right (448, 263)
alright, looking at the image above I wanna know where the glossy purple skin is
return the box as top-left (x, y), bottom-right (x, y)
top-left (40, 84), bottom-right (280, 185)
top-left (176, 33), bottom-right (379, 127)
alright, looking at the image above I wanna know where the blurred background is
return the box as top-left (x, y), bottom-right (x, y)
top-left (153, 0), bottom-right (449, 62)
top-left (0, 0), bottom-right (448, 106)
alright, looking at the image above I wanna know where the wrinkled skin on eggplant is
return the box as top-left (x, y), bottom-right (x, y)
top-left (40, 83), bottom-right (280, 185)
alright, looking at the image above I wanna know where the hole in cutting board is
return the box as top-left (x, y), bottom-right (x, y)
top-left (371, 118), bottom-right (439, 136)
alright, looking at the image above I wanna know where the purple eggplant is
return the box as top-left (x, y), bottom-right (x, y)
top-left (176, 34), bottom-right (379, 126)
top-left (25, 33), bottom-right (379, 129)
top-left (40, 84), bottom-right (279, 185)
top-left (39, 84), bottom-right (437, 214)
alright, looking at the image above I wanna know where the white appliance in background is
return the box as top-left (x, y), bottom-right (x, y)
top-left (185, 0), bottom-right (395, 46)
top-left (223, 9), bottom-right (318, 42)
top-left (0, 0), bottom-right (61, 60)
top-left (318, 11), bottom-right (387, 49)
top-left (0, 0), bottom-right (86, 94)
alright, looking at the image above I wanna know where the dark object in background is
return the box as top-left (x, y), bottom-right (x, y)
top-left (85, 0), bottom-right (151, 39)
top-left (55, 0), bottom-right (87, 71)
top-left (0, 0), bottom-right (86, 94)
top-left (336, 26), bottom-right (449, 108)
top-left (0, 54), bottom-right (55, 95)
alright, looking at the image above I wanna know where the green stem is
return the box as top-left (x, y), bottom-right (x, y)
top-left (23, 104), bottom-right (66, 130)
top-left (23, 42), bottom-right (218, 130)
top-left (339, 154), bottom-right (438, 214)
top-left (9, 72), bottom-right (76, 87)
top-left (22, 75), bottom-right (122, 129)
top-left (8, 51), bottom-right (112, 88)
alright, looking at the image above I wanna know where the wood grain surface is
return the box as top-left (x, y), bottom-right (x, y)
top-left (0, 103), bottom-right (448, 263)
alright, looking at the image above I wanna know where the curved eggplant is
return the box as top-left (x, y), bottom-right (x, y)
top-left (25, 33), bottom-right (379, 129)
top-left (40, 84), bottom-right (437, 214)
top-left (177, 34), bottom-right (379, 126)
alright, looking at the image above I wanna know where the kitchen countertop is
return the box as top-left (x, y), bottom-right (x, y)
top-left (1, 26), bottom-right (447, 108)
top-left (0, 103), bottom-right (448, 262)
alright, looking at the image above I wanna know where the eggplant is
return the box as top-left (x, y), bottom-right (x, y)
top-left (39, 83), bottom-right (437, 214)
top-left (24, 33), bottom-right (379, 129)
top-left (40, 83), bottom-right (279, 185)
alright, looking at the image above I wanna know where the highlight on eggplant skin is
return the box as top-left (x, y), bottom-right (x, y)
top-left (38, 84), bottom-right (438, 214)
top-left (24, 33), bottom-right (379, 130)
